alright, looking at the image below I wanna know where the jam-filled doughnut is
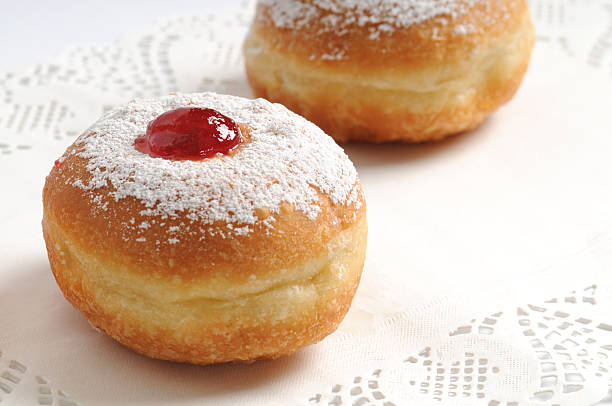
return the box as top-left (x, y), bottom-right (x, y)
top-left (42, 92), bottom-right (367, 365)
top-left (244, 0), bottom-right (535, 143)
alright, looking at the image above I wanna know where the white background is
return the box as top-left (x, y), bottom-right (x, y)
top-left (0, 0), bottom-right (243, 71)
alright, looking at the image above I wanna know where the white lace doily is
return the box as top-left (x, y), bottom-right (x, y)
top-left (1, 1), bottom-right (612, 405)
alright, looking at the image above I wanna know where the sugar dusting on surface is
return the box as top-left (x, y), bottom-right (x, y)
top-left (260, 0), bottom-right (482, 33)
top-left (255, 0), bottom-right (514, 59)
top-left (65, 93), bottom-right (361, 237)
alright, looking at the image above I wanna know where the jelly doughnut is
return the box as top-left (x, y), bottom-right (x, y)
top-left (244, 0), bottom-right (535, 142)
top-left (42, 93), bottom-right (367, 365)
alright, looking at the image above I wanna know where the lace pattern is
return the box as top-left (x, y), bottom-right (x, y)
top-left (1, 1), bottom-right (612, 404)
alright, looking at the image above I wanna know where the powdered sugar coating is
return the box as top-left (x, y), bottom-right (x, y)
top-left (67, 93), bottom-right (361, 235)
top-left (254, 0), bottom-right (501, 60)
top-left (261, 0), bottom-right (482, 34)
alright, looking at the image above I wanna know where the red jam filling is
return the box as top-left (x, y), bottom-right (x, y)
top-left (54, 159), bottom-right (62, 168)
top-left (135, 107), bottom-right (241, 160)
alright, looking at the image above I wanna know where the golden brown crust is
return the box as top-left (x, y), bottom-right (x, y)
top-left (252, 0), bottom-right (528, 69)
top-left (43, 204), bottom-right (366, 364)
top-left (42, 113), bottom-right (367, 364)
top-left (43, 145), bottom-right (365, 284)
top-left (251, 0), bottom-right (528, 68)
top-left (244, 0), bottom-right (535, 142)
top-left (245, 48), bottom-right (531, 143)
